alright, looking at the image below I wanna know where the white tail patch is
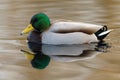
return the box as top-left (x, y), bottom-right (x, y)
top-left (98, 30), bottom-right (113, 36)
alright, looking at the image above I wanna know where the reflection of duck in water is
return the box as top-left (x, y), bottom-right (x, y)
top-left (21, 50), bottom-right (50, 69)
top-left (21, 41), bottom-right (110, 69)
top-left (21, 13), bottom-right (112, 45)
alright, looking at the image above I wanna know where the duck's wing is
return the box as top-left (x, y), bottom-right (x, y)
top-left (49, 22), bottom-right (103, 34)
top-left (42, 31), bottom-right (98, 45)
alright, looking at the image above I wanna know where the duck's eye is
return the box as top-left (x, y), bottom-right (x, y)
top-left (34, 18), bottom-right (37, 22)
top-left (30, 17), bottom-right (38, 24)
top-left (31, 19), bottom-right (35, 23)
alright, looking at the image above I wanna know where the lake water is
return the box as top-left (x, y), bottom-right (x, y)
top-left (0, 0), bottom-right (120, 80)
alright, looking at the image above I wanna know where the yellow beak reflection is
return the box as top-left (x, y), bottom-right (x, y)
top-left (21, 50), bottom-right (34, 60)
top-left (20, 24), bottom-right (34, 35)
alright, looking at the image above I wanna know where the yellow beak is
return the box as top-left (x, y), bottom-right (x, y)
top-left (20, 24), bottom-right (34, 35)
top-left (21, 50), bottom-right (34, 60)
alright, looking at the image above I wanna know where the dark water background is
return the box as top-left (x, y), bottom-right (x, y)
top-left (0, 0), bottom-right (120, 80)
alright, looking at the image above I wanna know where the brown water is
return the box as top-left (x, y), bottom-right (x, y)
top-left (0, 0), bottom-right (120, 80)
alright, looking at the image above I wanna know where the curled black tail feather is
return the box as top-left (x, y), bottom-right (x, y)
top-left (95, 25), bottom-right (109, 41)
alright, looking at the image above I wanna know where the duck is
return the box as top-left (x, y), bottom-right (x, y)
top-left (20, 13), bottom-right (112, 45)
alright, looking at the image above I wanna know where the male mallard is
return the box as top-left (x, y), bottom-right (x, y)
top-left (21, 13), bottom-right (112, 45)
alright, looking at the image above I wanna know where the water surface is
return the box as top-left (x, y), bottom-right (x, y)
top-left (0, 0), bottom-right (120, 80)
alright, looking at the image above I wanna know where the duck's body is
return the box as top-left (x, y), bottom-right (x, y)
top-left (21, 13), bottom-right (112, 45)
top-left (42, 22), bottom-right (102, 44)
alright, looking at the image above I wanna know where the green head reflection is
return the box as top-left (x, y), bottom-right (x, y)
top-left (21, 50), bottom-right (50, 69)
top-left (26, 42), bottom-right (50, 69)
top-left (31, 53), bottom-right (50, 69)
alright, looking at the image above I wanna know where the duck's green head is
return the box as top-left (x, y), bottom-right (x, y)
top-left (21, 13), bottom-right (51, 35)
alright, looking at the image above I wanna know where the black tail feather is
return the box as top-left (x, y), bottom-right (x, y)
top-left (95, 25), bottom-right (110, 41)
